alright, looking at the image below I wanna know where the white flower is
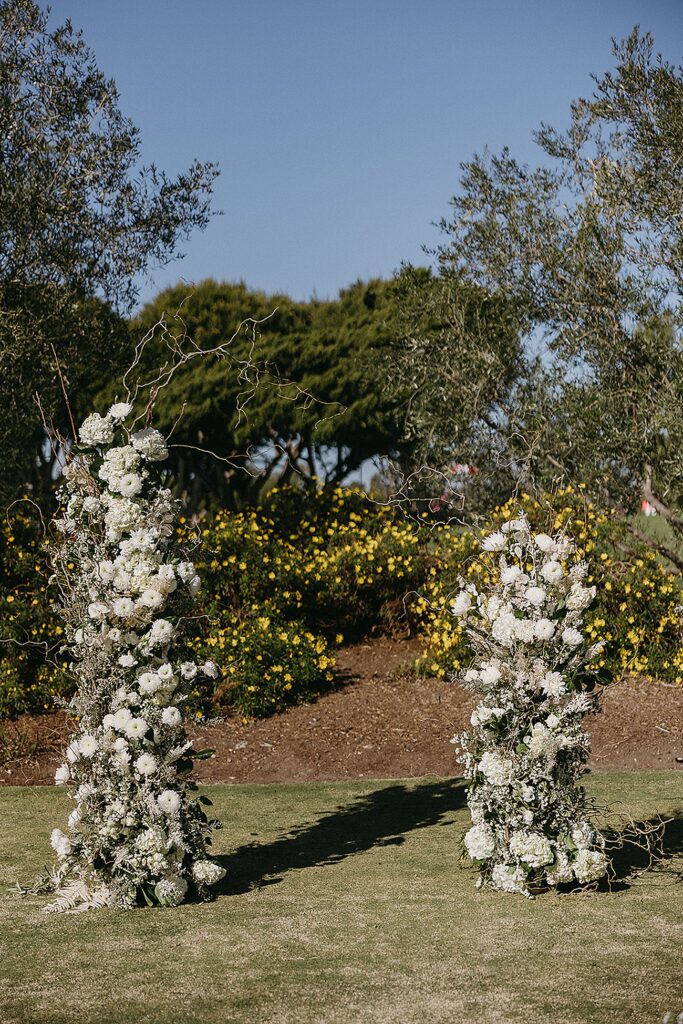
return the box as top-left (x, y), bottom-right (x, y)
top-left (50, 829), bottom-right (72, 858)
top-left (79, 412), bottom-right (114, 447)
top-left (138, 672), bottom-right (162, 694)
top-left (138, 589), bottom-right (164, 610)
top-left (118, 473), bottom-right (143, 498)
top-left (541, 560), bottom-right (564, 584)
top-left (112, 597), bottom-right (136, 620)
top-left (500, 565), bottom-right (523, 586)
top-left (566, 583), bottom-right (595, 611)
top-left (464, 824), bottom-right (496, 860)
top-left (54, 764), bottom-right (70, 785)
top-left (473, 667), bottom-right (498, 691)
top-left (546, 851), bottom-right (574, 886)
top-left (161, 706), bottom-right (182, 728)
top-left (145, 619), bottom-right (175, 649)
top-left (562, 627), bottom-right (583, 648)
top-left (177, 561), bottom-right (196, 583)
top-left (540, 671), bottom-right (566, 697)
top-left (157, 663), bottom-right (175, 681)
top-left (527, 723), bottom-right (562, 760)
top-left (113, 736), bottom-right (129, 752)
top-left (491, 611), bottom-right (518, 646)
top-left (514, 618), bottom-right (536, 643)
top-left (501, 517), bottom-right (526, 533)
top-left (88, 602), bottom-right (109, 622)
top-left (65, 741), bottom-right (80, 763)
top-left (131, 427), bottom-right (168, 462)
top-left (124, 717), bottom-right (148, 740)
top-left (202, 661), bottom-right (219, 679)
top-left (479, 752), bottom-right (514, 787)
top-left (451, 591), bottom-right (472, 616)
top-left (524, 586), bottom-right (546, 608)
top-left (82, 496), bottom-right (101, 514)
top-left (157, 789), bottom-right (181, 815)
top-left (573, 848), bottom-right (607, 883)
top-left (534, 617), bottom-right (555, 641)
top-left (135, 752), bottom-right (158, 776)
top-left (509, 831), bottom-right (554, 867)
top-left (78, 734), bottom-right (99, 758)
top-left (118, 653), bottom-right (137, 669)
top-left (481, 531), bottom-right (506, 552)
top-left (192, 859), bottom-right (226, 885)
top-left (534, 533), bottom-right (555, 553)
top-left (491, 863), bottom-right (527, 893)
top-left (180, 661), bottom-right (198, 680)
top-left (108, 402), bottom-right (133, 420)
top-left (112, 707), bottom-right (133, 729)
top-left (154, 874), bottom-right (188, 906)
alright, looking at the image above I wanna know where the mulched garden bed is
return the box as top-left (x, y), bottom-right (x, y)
top-left (2, 636), bottom-right (682, 787)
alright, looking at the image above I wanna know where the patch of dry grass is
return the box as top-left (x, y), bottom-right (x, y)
top-left (0, 773), bottom-right (681, 1024)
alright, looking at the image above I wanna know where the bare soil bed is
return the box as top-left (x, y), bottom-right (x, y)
top-left (2, 636), bottom-right (682, 787)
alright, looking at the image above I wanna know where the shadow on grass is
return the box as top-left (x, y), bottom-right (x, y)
top-left (214, 779), bottom-right (467, 896)
top-left (606, 813), bottom-right (683, 890)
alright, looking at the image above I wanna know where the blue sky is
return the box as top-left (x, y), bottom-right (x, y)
top-left (48, 0), bottom-right (683, 308)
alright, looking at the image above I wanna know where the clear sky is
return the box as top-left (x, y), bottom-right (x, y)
top-left (47, 0), bottom-right (683, 308)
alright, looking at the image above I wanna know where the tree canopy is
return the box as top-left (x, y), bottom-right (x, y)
top-left (122, 277), bottom-right (406, 509)
top-left (0, 0), bottom-right (218, 501)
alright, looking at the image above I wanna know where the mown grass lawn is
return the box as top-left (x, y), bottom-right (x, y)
top-left (1, 772), bottom-right (681, 1024)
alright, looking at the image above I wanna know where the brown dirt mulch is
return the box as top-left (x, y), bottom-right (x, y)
top-left (2, 637), bottom-right (683, 787)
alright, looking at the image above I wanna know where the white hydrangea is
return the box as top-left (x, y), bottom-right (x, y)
top-left (79, 413), bottom-right (114, 447)
top-left (464, 824), bottom-right (496, 860)
top-left (192, 860), bottom-right (227, 885)
top-left (131, 427), bottom-right (168, 461)
top-left (479, 752), bottom-right (514, 787)
top-left (50, 829), bottom-right (72, 859)
top-left (573, 848), bottom-right (608, 883)
top-left (509, 831), bottom-right (554, 868)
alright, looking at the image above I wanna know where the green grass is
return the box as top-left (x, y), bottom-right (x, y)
top-left (1, 773), bottom-right (682, 1024)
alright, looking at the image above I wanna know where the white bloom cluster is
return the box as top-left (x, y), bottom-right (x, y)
top-left (453, 515), bottom-right (608, 895)
top-left (43, 407), bottom-right (225, 912)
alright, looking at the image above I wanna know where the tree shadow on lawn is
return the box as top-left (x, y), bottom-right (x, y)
top-left (214, 778), bottom-right (467, 896)
top-left (604, 812), bottom-right (683, 891)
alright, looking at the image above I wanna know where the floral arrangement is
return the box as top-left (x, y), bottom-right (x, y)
top-left (39, 403), bottom-right (225, 911)
top-left (452, 514), bottom-right (609, 895)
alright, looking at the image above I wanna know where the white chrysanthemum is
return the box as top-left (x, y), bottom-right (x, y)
top-left (481, 531), bottom-right (506, 552)
top-left (479, 751), bottom-right (514, 787)
top-left (79, 412), bottom-right (114, 447)
top-left (562, 627), bottom-right (583, 647)
top-left (451, 591), bottom-right (472, 616)
top-left (131, 427), bottom-right (168, 462)
top-left (509, 831), bottom-right (554, 868)
top-left (157, 789), bottom-right (181, 815)
top-left (524, 586), bottom-right (546, 607)
top-left (500, 565), bottom-right (523, 586)
top-left (112, 597), bottom-right (135, 620)
top-left (533, 533), bottom-right (555, 553)
top-left (50, 829), bottom-right (72, 858)
top-left (79, 734), bottom-right (99, 758)
top-left (138, 672), bottom-right (162, 694)
top-left (541, 560), bottom-right (564, 584)
top-left (161, 706), bottom-right (182, 728)
top-left (125, 717), bottom-right (148, 740)
top-left (534, 617), bottom-right (555, 641)
top-left (540, 671), bottom-right (566, 697)
top-left (112, 707), bottom-right (133, 729)
top-left (135, 752), bottom-right (157, 776)
top-left (118, 473), bottom-right (143, 498)
top-left (491, 611), bottom-right (517, 645)
top-left (108, 402), bottom-right (133, 420)
top-left (464, 823), bottom-right (496, 860)
top-left (145, 619), bottom-right (175, 649)
top-left (192, 859), bottom-right (226, 885)
top-left (573, 848), bottom-right (608, 883)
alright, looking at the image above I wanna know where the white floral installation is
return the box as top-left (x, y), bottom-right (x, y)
top-left (35, 402), bottom-right (226, 912)
top-left (451, 513), bottom-right (609, 896)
